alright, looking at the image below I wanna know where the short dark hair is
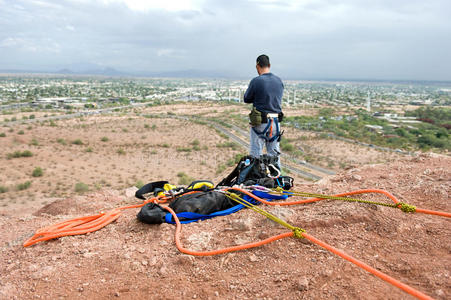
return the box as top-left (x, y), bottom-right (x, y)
top-left (256, 54), bottom-right (270, 68)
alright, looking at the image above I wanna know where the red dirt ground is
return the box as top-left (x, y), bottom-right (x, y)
top-left (0, 153), bottom-right (450, 299)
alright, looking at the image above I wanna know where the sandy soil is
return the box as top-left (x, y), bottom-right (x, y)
top-left (0, 103), bottom-right (450, 299)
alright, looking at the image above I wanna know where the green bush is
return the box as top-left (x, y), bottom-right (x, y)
top-left (280, 140), bottom-right (294, 152)
top-left (177, 172), bottom-right (194, 185)
top-left (0, 185), bottom-right (8, 193)
top-left (0, 133), bottom-right (6, 137)
top-left (17, 181), bottom-right (32, 191)
top-left (176, 147), bottom-right (191, 152)
top-left (57, 138), bottom-right (67, 145)
top-left (117, 148), bottom-right (126, 155)
top-left (135, 180), bottom-right (145, 189)
top-left (17, 130), bottom-right (25, 135)
top-left (7, 150), bottom-right (33, 159)
top-left (32, 167), bottom-right (44, 177)
top-left (72, 139), bottom-right (84, 145)
top-left (85, 147), bottom-right (93, 153)
top-left (216, 142), bottom-right (239, 150)
top-left (30, 138), bottom-right (39, 146)
top-left (75, 182), bottom-right (89, 193)
top-left (191, 139), bottom-right (200, 146)
top-left (101, 136), bottom-right (109, 142)
top-left (216, 164), bottom-right (227, 174)
top-left (21, 150), bottom-right (33, 157)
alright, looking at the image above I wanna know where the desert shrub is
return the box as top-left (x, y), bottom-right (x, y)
top-left (101, 136), bottom-right (109, 142)
top-left (177, 172), bottom-right (194, 185)
top-left (192, 145), bottom-right (201, 151)
top-left (30, 138), bottom-right (39, 146)
top-left (117, 148), bottom-right (126, 155)
top-left (17, 130), bottom-right (24, 135)
top-left (7, 150), bottom-right (33, 159)
top-left (216, 141), bottom-right (239, 150)
top-left (0, 133), bottom-right (6, 137)
top-left (29, 114), bottom-right (35, 119)
top-left (191, 139), bottom-right (200, 146)
top-left (234, 153), bottom-right (247, 163)
top-left (144, 124), bottom-right (150, 129)
top-left (280, 140), bottom-right (294, 152)
top-left (122, 128), bottom-right (128, 132)
top-left (75, 182), bottom-right (89, 193)
top-left (17, 181), bottom-right (32, 191)
top-left (216, 164), bottom-right (227, 174)
top-left (0, 185), bottom-right (8, 193)
top-left (176, 147), bottom-right (191, 152)
top-left (135, 180), bottom-right (145, 189)
top-left (72, 139), bottom-right (83, 145)
top-left (49, 121), bottom-right (56, 127)
top-left (56, 138), bottom-right (67, 145)
top-left (32, 167), bottom-right (43, 177)
top-left (161, 143), bottom-right (170, 148)
top-left (85, 147), bottom-right (93, 152)
top-left (151, 124), bottom-right (157, 130)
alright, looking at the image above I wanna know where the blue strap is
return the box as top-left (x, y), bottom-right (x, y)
top-left (164, 190), bottom-right (287, 224)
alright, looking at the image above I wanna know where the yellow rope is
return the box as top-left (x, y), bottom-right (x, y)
top-left (272, 187), bottom-right (417, 213)
top-left (224, 192), bottom-right (305, 238)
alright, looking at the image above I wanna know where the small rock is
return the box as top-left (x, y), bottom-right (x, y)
top-left (231, 218), bottom-right (252, 231)
top-left (141, 260), bottom-right (148, 266)
top-left (176, 255), bottom-right (194, 266)
top-left (351, 174), bottom-right (362, 181)
top-left (137, 248), bottom-right (145, 254)
top-left (297, 276), bottom-right (309, 291)
top-left (125, 186), bottom-right (138, 198)
top-left (214, 291), bottom-right (219, 297)
top-left (249, 254), bottom-right (258, 262)
top-left (77, 287), bottom-right (84, 292)
top-left (158, 266), bottom-right (168, 276)
top-left (114, 292), bottom-right (120, 297)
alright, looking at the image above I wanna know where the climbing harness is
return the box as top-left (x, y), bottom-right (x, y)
top-left (252, 116), bottom-right (282, 143)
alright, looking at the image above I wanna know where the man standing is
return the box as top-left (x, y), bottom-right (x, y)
top-left (244, 54), bottom-right (284, 167)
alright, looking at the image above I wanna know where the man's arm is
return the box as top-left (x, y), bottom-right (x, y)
top-left (243, 80), bottom-right (254, 103)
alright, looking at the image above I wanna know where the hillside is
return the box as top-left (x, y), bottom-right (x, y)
top-left (1, 156), bottom-right (450, 299)
top-left (0, 103), bottom-right (449, 299)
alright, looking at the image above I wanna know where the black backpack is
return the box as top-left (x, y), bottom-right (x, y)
top-left (217, 155), bottom-right (293, 189)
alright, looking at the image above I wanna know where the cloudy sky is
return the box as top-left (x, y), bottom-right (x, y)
top-left (0, 0), bottom-right (450, 80)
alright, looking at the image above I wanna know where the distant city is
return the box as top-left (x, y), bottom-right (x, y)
top-left (1, 75), bottom-right (450, 112)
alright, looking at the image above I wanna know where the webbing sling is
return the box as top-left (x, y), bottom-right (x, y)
top-left (164, 190), bottom-right (288, 224)
top-left (252, 117), bottom-right (281, 143)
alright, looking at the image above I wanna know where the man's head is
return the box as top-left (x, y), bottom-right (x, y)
top-left (256, 54), bottom-right (270, 75)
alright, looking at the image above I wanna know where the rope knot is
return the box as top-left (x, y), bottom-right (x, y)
top-left (292, 227), bottom-right (306, 239)
top-left (275, 186), bottom-right (284, 193)
top-left (396, 202), bottom-right (416, 213)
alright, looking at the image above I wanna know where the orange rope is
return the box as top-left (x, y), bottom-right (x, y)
top-left (22, 187), bottom-right (447, 299)
top-left (164, 197), bottom-right (435, 300)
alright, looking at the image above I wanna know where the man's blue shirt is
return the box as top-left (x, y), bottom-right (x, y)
top-left (244, 73), bottom-right (284, 113)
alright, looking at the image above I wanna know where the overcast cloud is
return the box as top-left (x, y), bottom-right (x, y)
top-left (0, 0), bottom-right (450, 80)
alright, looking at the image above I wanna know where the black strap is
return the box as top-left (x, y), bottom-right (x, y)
top-left (135, 181), bottom-right (168, 199)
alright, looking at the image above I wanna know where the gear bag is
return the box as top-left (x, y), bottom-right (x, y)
top-left (216, 154), bottom-right (293, 189)
top-left (137, 190), bottom-right (236, 224)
